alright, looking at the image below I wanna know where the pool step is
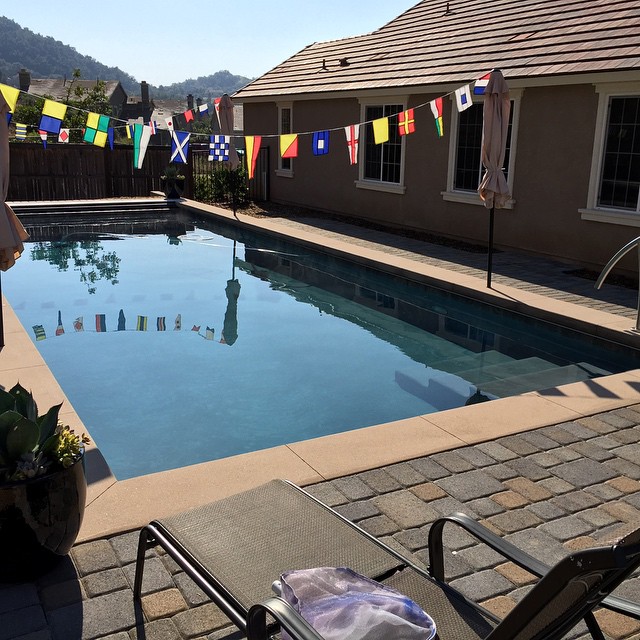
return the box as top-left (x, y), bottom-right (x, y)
top-left (452, 356), bottom-right (560, 386)
top-left (428, 349), bottom-right (514, 376)
top-left (479, 362), bottom-right (611, 398)
top-left (12, 199), bottom-right (175, 217)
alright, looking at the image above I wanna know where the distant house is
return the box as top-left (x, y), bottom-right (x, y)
top-left (19, 69), bottom-right (154, 123)
top-left (234, 0), bottom-right (640, 274)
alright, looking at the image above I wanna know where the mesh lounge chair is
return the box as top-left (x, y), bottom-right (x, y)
top-left (134, 479), bottom-right (640, 640)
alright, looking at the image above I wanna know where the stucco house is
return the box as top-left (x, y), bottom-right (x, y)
top-left (234, 0), bottom-right (640, 275)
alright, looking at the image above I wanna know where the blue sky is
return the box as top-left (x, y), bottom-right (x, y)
top-left (4, 1), bottom-right (417, 85)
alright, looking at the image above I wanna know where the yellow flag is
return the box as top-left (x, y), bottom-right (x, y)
top-left (372, 117), bottom-right (389, 144)
top-left (42, 99), bottom-right (67, 120)
top-left (0, 83), bottom-right (20, 112)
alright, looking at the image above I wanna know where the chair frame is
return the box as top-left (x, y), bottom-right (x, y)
top-left (134, 481), bottom-right (640, 640)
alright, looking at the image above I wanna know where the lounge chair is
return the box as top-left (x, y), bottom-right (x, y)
top-left (134, 479), bottom-right (640, 640)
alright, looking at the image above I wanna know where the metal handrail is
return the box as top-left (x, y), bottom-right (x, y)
top-left (595, 236), bottom-right (640, 331)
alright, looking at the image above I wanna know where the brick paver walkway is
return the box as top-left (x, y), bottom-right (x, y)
top-left (2, 405), bottom-right (639, 640)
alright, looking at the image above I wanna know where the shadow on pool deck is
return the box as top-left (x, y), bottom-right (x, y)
top-left (1, 198), bottom-right (640, 640)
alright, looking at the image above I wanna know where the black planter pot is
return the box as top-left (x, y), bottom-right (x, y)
top-left (0, 457), bottom-right (87, 580)
top-left (161, 177), bottom-right (185, 199)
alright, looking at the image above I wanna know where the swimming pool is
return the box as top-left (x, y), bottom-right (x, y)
top-left (5, 209), bottom-right (640, 479)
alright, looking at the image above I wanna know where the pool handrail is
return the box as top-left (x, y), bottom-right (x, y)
top-left (595, 235), bottom-right (640, 331)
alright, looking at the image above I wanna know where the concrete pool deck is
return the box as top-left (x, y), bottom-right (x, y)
top-left (1, 199), bottom-right (640, 639)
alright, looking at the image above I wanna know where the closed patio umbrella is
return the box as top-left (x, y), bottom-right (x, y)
top-left (221, 241), bottom-right (240, 346)
top-left (0, 91), bottom-right (29, 347)
top-left (478, 69), bottom-right (510, 288)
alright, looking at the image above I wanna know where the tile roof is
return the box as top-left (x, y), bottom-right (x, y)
top-left (28, 78), bottom-right (123, 101)
top-left (234, 0), bottom-right (640, 100)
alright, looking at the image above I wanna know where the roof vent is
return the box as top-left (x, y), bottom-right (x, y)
top-left (444, 2), bottom-right (451, 14)
top-left (322, 59), bottom-right (328, 70)
top-left (339, 58), bottom-right (350, 67)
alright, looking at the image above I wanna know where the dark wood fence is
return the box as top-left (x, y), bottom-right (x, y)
top-left (7, 143), bottom-right (192, 201)
top-left (7, 141), bottom-right (269, 202)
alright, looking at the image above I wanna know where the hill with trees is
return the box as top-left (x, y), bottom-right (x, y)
top-left (0, 17), bottom-right (252, 98)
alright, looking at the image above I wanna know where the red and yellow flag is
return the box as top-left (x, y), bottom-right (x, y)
top-left (245, 135), bottom-right (262, 179)
top-left (398, 109), bottom-right (415, 136)
top-left (280, 133), bottom-right (298, 158)
top-left (430, 97), bottom-right (444, 138)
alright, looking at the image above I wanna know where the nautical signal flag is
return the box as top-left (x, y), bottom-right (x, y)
top-left (133, 123), bottom-right (152, 169)
top-left (280, 133), bottom-right (298, 159)
top-left (205, 327), bottom-right (215, 340)
top-left (474, 72), bottom-right (491, 95)
top-left (157, 317), bottom-right (166, 331)
top-left (430, 97), bottom-right (444, 137)
top-left (0, 83), bottom-right (19, 113)
top-left (32, 325), bottom-right (46, 341)
top-left (245, 135), bottom-right (262, 179)
top-left (96, 314), bottom-right (107, 332)
top-left (165, 116), bottom-right (174, 131)
top-left (15, 123), bottom-right (27, 140)
top-left (73, 317), bottom-right (84, 332)
top-left (39, 99), bottom-right (67, 134)
top-left (84, 112), bottom-right (110, 147)
top-left (38, 130), bottom-right (47, 148)
top-left (136, 316), bottom-right (148, 331)
top-left (312, 131), bottom-right (329, 156)
top-left (372, 117), bottom-right (389, 144)
top-left (455, 84), bottom-right (473, 112)
top-left (171, 131), bottom-right (190, 163)
top-left (209, 134), bottom-right (230, 162)
top-left (198, 103), bottom-right (209, 116)
top-left (56, 310), bottom-right (64, 336)
top-left (184, 109), bottom-right (194, 123)
top-left (58, 128), bottom-right (70, 143)
top-left (345, 124), bottom-right (359, 165)
top-left (398, 109), bottom-right (415, 136)
top-left (175, 314), bottom-right (182, 330)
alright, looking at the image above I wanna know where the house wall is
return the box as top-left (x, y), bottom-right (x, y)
top-left (243, 82), bottom-right (639, 273)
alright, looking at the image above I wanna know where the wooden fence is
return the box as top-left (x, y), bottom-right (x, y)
top-left (7, 143), bottom-right (193, 201)
top-left (7, 141), bottom-right (270, 203)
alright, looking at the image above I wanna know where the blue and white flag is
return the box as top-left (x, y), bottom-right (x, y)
top-left (209, 134), bottom-right (230, 162)
top-left (171, 131), bottom-right (191, 163)
top-left (312, 130), bottom-right (330, 156)
top-left (455, 84), bottom-right (473, 112)
top-left (198, 103), bottom-right (209, 116)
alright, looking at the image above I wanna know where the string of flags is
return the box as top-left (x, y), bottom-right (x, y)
top-left (1, 70), bottom-right (494, 179)
top-left (32, 309), bottom-right (233, 343)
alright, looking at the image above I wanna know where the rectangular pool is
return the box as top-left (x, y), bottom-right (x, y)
top-left (5, 209), bottom-right (640, 479)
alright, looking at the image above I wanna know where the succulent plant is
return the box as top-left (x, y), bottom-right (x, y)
top-left (0, 383), bottom-right (89, 482)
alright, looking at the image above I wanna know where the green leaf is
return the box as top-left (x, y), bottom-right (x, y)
top-left (6, 416), bottom-right (40, 459)
top-left (37, 403), bottom-right (62, 446)
top-left (0, 410), bottom-right (23, 456)
top-left (10, 383), bottom-right (38, 422)
top-left (0, 388), bottom-right (16, 414)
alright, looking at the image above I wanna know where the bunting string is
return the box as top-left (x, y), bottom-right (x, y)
top-left (1, 70), bottom-right (495, 171)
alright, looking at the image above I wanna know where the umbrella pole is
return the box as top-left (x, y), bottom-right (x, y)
top-left (487, 205), bottom-right (495, 288)
top-left (0, 271), bottom-right (4, 349)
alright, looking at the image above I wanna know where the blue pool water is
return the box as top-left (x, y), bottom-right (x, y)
top-left (4, 211), bottom-right (640, 479)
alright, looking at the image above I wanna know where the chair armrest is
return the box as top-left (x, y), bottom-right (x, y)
top-left (246, 596), bottom-right (325, 640)
top-left (427, 513), bottom-right (640, 621)
top-left (427, 512), bottom-right (550, 582)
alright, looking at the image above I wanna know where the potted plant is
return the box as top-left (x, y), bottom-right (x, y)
top-left (0, 383), bottom-right (90, 579)
top-left (160, 163), bottom-right (186, 199)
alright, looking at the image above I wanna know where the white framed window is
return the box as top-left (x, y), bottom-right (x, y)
top-left (356, 98), bottom-right (407, 194)
top-left (442, 88), bottom-right (522, 208)
top-left (276, 102), bottom-right (293, 177)
top-left (581, 82), bottom-right (640, 227)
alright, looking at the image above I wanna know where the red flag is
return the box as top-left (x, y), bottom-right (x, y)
top-left (398, 109), bottom-right (415, 136)
top-left (184, 109), bottom-right (194, 123)
top-left (245, 135), bottom-right (262, 179)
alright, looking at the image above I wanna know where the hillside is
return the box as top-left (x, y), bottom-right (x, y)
top-left (0, 17), bottom-right (251, 99)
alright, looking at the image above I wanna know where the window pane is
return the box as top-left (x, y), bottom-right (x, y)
top-left (598, 96), bottom-right (640, 210)
top-left (363, 104), bottom-right (402, 183)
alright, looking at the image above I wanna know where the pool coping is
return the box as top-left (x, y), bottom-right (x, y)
top-left (2, 198), bottom-right (640, 543)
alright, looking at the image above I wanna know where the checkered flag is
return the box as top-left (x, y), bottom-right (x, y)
top-left (209, 135), bottom-right (230, 162)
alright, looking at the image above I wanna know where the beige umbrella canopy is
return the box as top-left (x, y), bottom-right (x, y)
top-left (0, 92), bottom-right (29, 272)
top-left (478, 69), bottom-right (510, 287)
